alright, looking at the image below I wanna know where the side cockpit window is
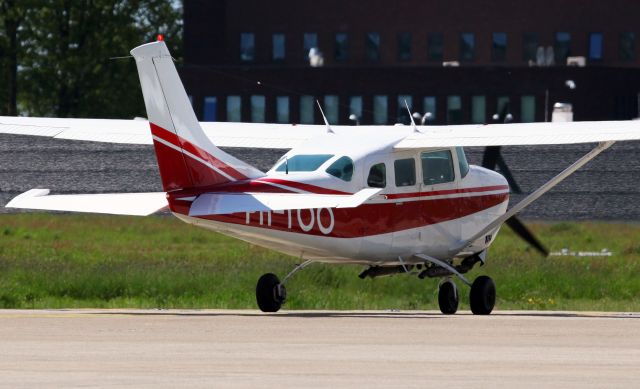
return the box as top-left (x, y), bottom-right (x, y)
top-left (456, 147), bottom-right (470, 178)
top-left (394, 158), bottom-right (416, 187)
top-left (367, 163), bottom-right (386, 188)
top-left (275, 154), bottom-right (334, 172)
top-left (326, 156), bottom-right (354, 181)
top-left (421, 150), bottom-right (454, 185)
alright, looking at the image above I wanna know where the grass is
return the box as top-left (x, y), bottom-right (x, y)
top-left (0, 213), bottom-right (639, 311)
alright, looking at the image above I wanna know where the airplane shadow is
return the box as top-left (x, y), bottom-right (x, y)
top-left (81, 309), bottom-right (639, 320)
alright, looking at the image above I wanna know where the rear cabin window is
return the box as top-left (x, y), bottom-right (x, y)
top-left (394, 158), bottom-right (416, 187)
top-left (367, 163), bottom-right (386, 188)
top-left (456, 147), bottom-right (470, 178)
top-left (275, 154), bottom-right (334, 172)
top-left (421, 150), bottom-right (454, 185)
top-left (326, 156), bottom-right (354, 181)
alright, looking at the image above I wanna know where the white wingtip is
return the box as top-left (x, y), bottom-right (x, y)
top-left (6, 189), bottom-right (51, 208)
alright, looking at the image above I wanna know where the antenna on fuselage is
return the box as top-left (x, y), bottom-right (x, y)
top-left (316, 100), bottom-right (335, 134)
top-left (404, 100), bottom-right (421, 133)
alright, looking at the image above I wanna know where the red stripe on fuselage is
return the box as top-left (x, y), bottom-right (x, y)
top-left (150, 123), bottom-right (248, 181)
top-left (196, 192), bottom-right (509, 238)
top-left (254, 178), bottom-right (351, 195)
top-left (385, 185), bottom-right (509, 200)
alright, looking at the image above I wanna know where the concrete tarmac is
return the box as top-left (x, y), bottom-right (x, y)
top-left (0, 310), bottom-right (639, 388)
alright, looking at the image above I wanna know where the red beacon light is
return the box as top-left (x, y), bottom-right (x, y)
top-left (156, 34), bottom-right (164, 42)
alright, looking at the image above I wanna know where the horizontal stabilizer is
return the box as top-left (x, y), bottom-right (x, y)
top-left (188, 188), bottom-right (381, 216)
top-left (6, 189), bottom-right (168, 216)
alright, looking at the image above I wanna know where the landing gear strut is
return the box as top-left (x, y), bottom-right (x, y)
top-left (256, 260), bottom-right (314, 313)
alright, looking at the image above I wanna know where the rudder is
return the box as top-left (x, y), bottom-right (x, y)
top-left (130, 41), bottom-right (263, 192)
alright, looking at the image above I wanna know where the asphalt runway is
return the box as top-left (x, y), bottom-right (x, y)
top-left (0, 310), bottom-right (639, 388)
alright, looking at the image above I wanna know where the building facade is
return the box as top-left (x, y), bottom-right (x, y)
top-left (181, 0), bottom-right (640, 125)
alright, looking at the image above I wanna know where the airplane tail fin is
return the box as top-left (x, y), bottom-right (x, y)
top-left (130, 41), bottom-right (263, 192)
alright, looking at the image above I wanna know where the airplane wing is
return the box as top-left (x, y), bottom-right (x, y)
top-left (188, 188), bottom-right (381, 216)
top-left (4, 116), bottom-right (639, 150)
top-left (0, 116), bottom-right (329, 149)
top-left (6, 189), bottom-right (168, 216)
top-left (394, 120), bottom-right (640, 148)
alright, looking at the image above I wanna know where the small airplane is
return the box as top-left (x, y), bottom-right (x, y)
top-left (2, 40), bottom-right (640, 315)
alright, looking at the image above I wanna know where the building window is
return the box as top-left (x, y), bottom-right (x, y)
top-left (620, 32), bottom-right (635, 61)
top-left (521, 95), bottom-right (536, 123)
top-left (226, 96), bottom-right (241, 122)
top-left (554, 32), bottom-right (571, 65)
top-left (272, 33), bottom-right (285, 61)
top-left (373, 95), bottom-right (388, 124)
top-left (366, 32), bottom-right (380, 61)
top-left (492, 32), bottom-right (507, 62)
top-left (471, 96), bottom-right (486, 124)
top-left (276, 96), bottom-right (289, 123)
top-left (240, 33), bottom-right (255, 62)
top-left (251, 95), bottom-right (265, 123)
top-left (588, 32), bottom-right (603, 61)
top-left (497, 96), bottom-right (510, 117)
top-left (303, 33), bottom-right (318, 59)
top-left (460, 33), bottom-right (475, 61)
top-left (428, 33), bottom-right (443, 61)
top-left (349, 96), bottom-right (363, 122)
top-left (522, 33), bottom-right (539, 62)
top-left (300, 95), bottom-right (315, 124)
top-left (334, 33), bottom-right (348, 62)
top-left (203, 97), bottom-right (217, 122)
top-left (423, 97), bottom-right (436, 122)
top-left (324, 95), bottom-right (339, 123)
top-left (447, 96), bottom-right (462, 124)
top-left (398, 32), bottom-right (412, 61)
top-left (397, 95), bottom-right (412, 122)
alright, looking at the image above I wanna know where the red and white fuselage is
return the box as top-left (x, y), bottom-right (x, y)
top-left (162, 132), bottom-right (509, 265)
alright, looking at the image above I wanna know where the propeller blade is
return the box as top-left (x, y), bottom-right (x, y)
top-left (505, 216), bottom-right (549, 257)
top-left (482, 146), bottom-right (501, 169)
top-left (482, 146), bottom-right (522, 194)
top-left (495, 154), bottom-right (523, 194)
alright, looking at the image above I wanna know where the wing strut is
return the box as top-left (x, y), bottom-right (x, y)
top-left (450, 140), bottom-right (615, 256)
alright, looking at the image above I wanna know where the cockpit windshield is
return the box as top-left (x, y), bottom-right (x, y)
top-left (275, 154), bottom-right (334, 172)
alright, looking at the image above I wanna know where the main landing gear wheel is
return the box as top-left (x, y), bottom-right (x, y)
top-left (256, 273), bottom-right (286, 313)
top-left (469, 275), bottom-right (496, 315)
top-left (438, 279), bottom-right (459, 315)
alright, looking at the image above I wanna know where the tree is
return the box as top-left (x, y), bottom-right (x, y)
top-left (16, 0), bottom-right (182, 118)
top-left (0, 0), bottom-right (28, 115)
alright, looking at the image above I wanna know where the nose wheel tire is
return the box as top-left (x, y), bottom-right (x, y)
top-left (438, 279), bottom-right (459, 314)
top-left (256, 273), bottom-right (286, 312)
top-left (469, 275), bottom-right (496, 315)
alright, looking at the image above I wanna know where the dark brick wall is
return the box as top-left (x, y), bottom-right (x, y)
top-left (184, 0), bottom-right (640, 68)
